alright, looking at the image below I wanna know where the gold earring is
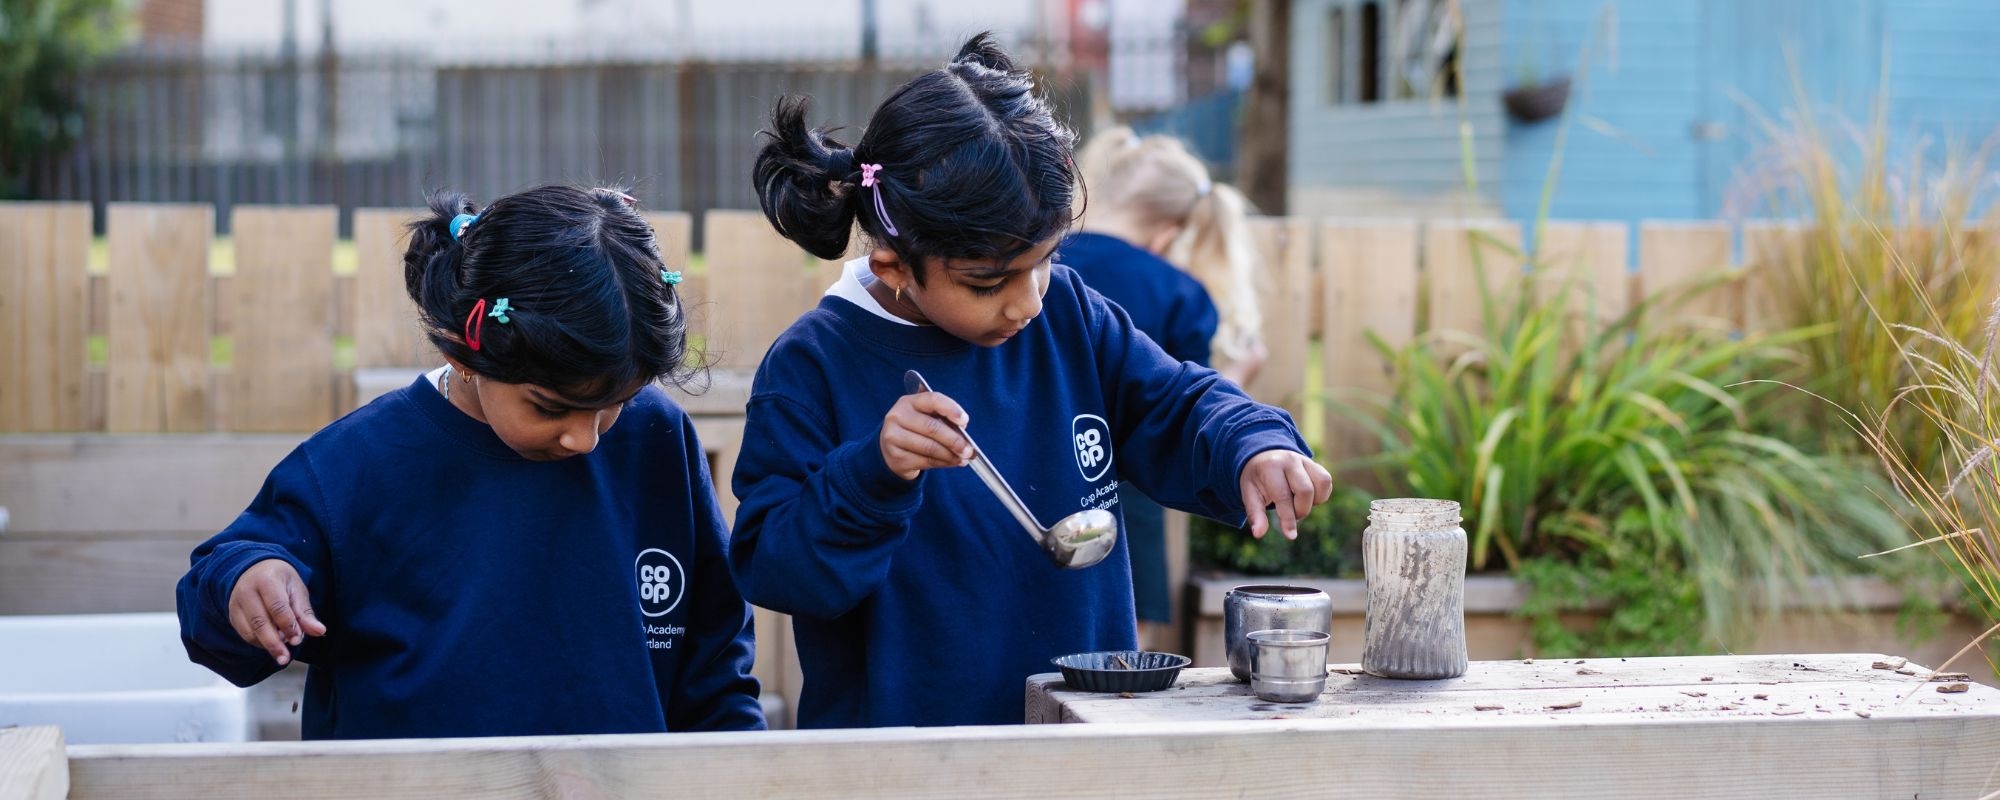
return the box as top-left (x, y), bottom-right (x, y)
top-left (895, 285), bottom-right (904, 304)
top-left (461, 370), bottom-right (474, 383)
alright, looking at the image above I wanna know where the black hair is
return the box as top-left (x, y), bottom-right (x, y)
top-left (402, 184), bottom-right (698, 403)
top-left (752, 32), bottom-right (1078, 284)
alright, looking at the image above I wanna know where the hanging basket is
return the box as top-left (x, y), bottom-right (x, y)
top-left (1502, 75), bottom-right (1571, 124)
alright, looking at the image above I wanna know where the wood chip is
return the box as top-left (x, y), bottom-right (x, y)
top-left (1928, 672), bottom-right (1973, 682)
top-left (1753, 693), bottom-right (1769, 700)
top-left (1522, 658), bottom-right (1535, 664)
top-left (1895, 668), bottom-right (1919, 676)
top-left (1680, 691), bottom-right (1707, 697)
top-left (1772, 709), bottom-right (1806, 716)
top-left (1937, 683), bottom-right (1971, 694)
top-left (1474, 704), bottom-right (1504, 711)
top-left (290, 701), bottom-right (300, 714)
top-left (1571, 660), bottom-right (1586, 665)
top-left (1700, 676), bottom-right (1714, 682)
top-left (1717, 705), bottom-right (1739, 711)
top-left (1576, 667), bottom-right (1603, 676)
top-left (1546, 700), bottom-right (1583, 710)
top-left (1118, 692), bottom-right (1135, 699)
top-left (1855, 710), bottom-right (1872, 718)
top-left (1871, 657), bottom-right (1908, 670)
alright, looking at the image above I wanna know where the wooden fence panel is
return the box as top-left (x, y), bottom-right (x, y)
top-left (1319, 220), bottom-right (1419, 466)
top-left (0, 203), bottom-right (90, 432)
top-left (351, 209), bottom-right (429, 369)
top-left (228, 207), bottom-right (337, 431)
top-left (105, 203), bottom-right (213, 432)
top-left (1424, 221), bottom-right (1525, 336)
top-left (1246, 217), bottom-right (1312, 420)
top-left (1535, 221), bottom-right (1631, 323)
top-left (701, 210), bottom-right (825, 372)
top-left (1741, 221), bottom-right (1805, 334)
top-left (1637, 221), bottom-right (1737, 329)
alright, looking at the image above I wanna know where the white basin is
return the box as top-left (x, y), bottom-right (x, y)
top-left (0, 613), bottom-right (250, 744)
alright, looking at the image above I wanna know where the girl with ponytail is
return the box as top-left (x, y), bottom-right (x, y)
top-left (178, 185), bottom-right (764, 739)
top-left (731, 33), bottom-right (1331, 728)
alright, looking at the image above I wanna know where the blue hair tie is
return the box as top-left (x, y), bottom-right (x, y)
top-left (450, 213), bottom-right (480, 239)
top-left (660, 269), bottom-right (683, 286)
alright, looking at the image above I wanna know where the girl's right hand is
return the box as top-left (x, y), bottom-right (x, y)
top-left (881, 390), bottom-right (975, 481)
top-left (228, 558), bottom-right (328, 666)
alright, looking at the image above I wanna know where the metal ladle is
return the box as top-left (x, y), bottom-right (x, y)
top-left (903, 370), bottom-right (1119, 569)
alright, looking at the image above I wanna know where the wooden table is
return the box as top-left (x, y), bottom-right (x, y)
top-left (1024, 653), bottom-right (2000, 797)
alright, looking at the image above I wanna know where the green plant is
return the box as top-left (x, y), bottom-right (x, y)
top-left (0, 0), bottom-right (129, 198)
top-left (1733, 92), bottom-right (2000, 482)
top-left (1190, 483), bottom-right (1373, 577)
top-left (1337, 256), bottom-right (1914, 651)
top-left (1823, 300), bottom-right (2000, 676)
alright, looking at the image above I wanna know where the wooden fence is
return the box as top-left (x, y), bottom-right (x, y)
top-left (1, 202), bottom-right (1793, 442)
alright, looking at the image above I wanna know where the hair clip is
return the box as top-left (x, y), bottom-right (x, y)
top-left (464, 298), bottom-right (487, 351)
top-left (660, 270), bottom-right (683, 285)
top-left (450, 213), bottom-right (480, 239)
top-left (859, 162), bottom-right (900, 237)
top-left (487, 298), bottom-right (513, 324)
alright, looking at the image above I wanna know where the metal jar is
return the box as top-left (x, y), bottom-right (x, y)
top-left (1361, 498), bottom-right (1469, 680)
top-left (1224, 585), bottom-right (1333, 682)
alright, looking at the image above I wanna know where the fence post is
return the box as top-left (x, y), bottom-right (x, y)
top-left (106, 203), bottom-right (213, 433)
top-left (0, 203), bottom-right (91, 432)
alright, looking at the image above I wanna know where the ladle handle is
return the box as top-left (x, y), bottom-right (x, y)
top-left (902, 370), bottom-right (1049, 541)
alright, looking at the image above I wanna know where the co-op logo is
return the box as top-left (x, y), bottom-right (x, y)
top-left (1071, 414), bottom-right (1113, 481)
top-left (635, 548), bottom-right (685, 618)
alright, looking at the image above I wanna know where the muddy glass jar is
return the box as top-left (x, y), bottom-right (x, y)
top-left (1361, 498), bottom-right (1469, 679)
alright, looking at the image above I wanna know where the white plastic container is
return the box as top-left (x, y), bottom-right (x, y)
top-left (0, 613), bottom-right (250, 744)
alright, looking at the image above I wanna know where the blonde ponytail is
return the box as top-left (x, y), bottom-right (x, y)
top-left (1076, 127), bottom-right (1267, 374)
top-left (1167, 182), bottom-right (1264, 369)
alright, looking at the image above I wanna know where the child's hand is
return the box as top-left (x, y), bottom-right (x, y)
top-left (881, 390), bottom-right (975, 481)
top-left (228, 558), bottom-right (328, 666)
top-left (1237, 450), bottom-right (1335, 540)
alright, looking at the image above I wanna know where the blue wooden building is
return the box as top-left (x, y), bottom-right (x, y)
top-left (1286, 0), bottom-right (2000, 222)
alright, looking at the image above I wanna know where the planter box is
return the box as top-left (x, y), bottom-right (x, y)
top-left (1189, 574), bottom-right (1994, 683)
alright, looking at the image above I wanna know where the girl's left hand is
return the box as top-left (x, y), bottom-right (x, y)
top-left (1237, 450), bottom-right (1334, 540)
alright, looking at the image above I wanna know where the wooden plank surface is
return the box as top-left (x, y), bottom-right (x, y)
top-left (350, 208), bottom-right (430, 369)
top-left (1535, 221), bottom-right (1631, 323)
top-left (1027, 655), bottom-right (1997, 724)
top-left (228, 206), bottom-right (337, 431)
top-left (1739, 221), bottom-right (1805, 334)
top-left (1637, 221), bottom-right (1737, 329)
top-left (1245, 217), bottom-right (1311, 418)
top-left (700, 210), bottom-right (824, 372)
top-left (106, 203), bottom-right (214, 432)
top-left (1318, 220), bottom-right (1418, 467)
top-left (0, 727), bottom-right (66, 800)
top-left (0, 203), bottom-right (91, 432)
top-left (64, 701), bottom-right (2000, 799)
top-left (1424, 220), bottom-right (1524, 336)
top-left (0, 435), bottom-right (300, 535)
top-left (0, 534), bottom-right (206, 614)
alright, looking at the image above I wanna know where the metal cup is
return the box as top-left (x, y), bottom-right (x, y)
top-left (1248, 629), bottom-right (1329, 704)
top-left (1224, 585), bottom-right (1333, 681)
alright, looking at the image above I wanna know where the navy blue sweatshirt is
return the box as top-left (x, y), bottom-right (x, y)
top-left (177, 376), bottom-right (765, 739)
top-left (729, 264), bottom-right (1308, 728)
top-left (1058, 232), bottom-right (1219, 367)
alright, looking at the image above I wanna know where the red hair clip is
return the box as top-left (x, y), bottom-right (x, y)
top-left (464, 298), bottom-right (488, 351)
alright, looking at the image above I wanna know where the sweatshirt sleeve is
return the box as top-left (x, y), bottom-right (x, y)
top-left (175, 447), bottom-right (335, 688)
top-left (1163, 281), bottom-right (1219, 369)
top-left (1081, 279), bottom-right (1310, 526)
top-left (728, 390), bottom-right (925, 620)
top-left (666, 419), bottom-right (768, 732)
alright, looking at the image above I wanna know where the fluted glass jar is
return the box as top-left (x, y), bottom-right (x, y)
top-left (1361, 498), bottom-right (1468, 679)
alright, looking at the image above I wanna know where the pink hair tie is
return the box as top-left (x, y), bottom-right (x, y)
top-left (859, 162), bottom-right (900, 237)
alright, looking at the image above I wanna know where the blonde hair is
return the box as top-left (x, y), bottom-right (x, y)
top-left (1076, 127), bottom-right (1264, 368)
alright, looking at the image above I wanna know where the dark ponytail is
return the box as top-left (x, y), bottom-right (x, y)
top-left (752, 95), bottom-right (860, 260)
top-left (750, 32), bottom-right (1078, 282)
top-left (401, 185), bottom-right (700, 402)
